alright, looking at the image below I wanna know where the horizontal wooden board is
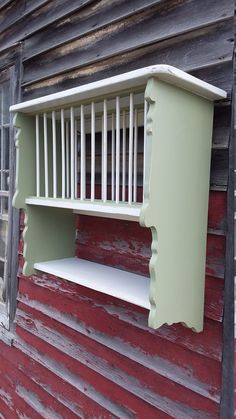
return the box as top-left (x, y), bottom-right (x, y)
top-left (22, 0), bottom-right (233, 61)
top-left (22, 18), bottom-right (234, 86)
top-left (0, 0), bottom-right (95, 42)
top-left (14, 304), bottom-right (220, 417)
top-left (18, 273), bottom-right (223, 361)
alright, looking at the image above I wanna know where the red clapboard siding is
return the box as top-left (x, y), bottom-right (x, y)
top-left (18, 273), bottom-right (223, 361)
top-left (0, 339), bottom-right (119, 418)
top-left (14, 303), bottom-right (220, 418)
top-left (17, 276), bottom-right (222, 395)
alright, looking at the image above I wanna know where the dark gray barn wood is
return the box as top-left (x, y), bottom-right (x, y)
top-left (0, 0), bottom-right (96, 53)
top-left (22, 16), bottom-right (234, 86)
top-left (22, 0), bottom-right (233, 61)
top-left (219, 60), bottom-right (235, 419)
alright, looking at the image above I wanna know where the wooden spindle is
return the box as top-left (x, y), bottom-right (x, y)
top-left (115, 96), bottom-right (120, 203)
top-left (61, 109), bottom-right (65, 199)
top-left (66, 121), bottom-right (70, 198)
top-left (133, 108), bottom-right (138, 203)
top-left (128, 93), bottom-right (134, 204)
top-left (122, 110), bottom-right (126, 202)
top-left (103, 99), bottom-right (107, 202)
top-left (111, 112), bottom-right (115, 201)
top-left (35, 114), bottom-right (40, 197)
top-left (52, 111), bottom-right (57, 198)
top-left (91, 102), bottom-right (95, 201)
top-left (80, 105), bottom-right (86, 200)
top-left (43, 113), bottom-right (49, 198)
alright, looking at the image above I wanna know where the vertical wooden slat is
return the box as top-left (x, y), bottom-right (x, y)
top-left (43, 112), bottom-right (49, 198)
top-left (80, 105), bottom-right (85, 200)
top-left (70, 107), bottom-right (75, 200)
top-left (52, 111), bottom-right (57, 198)
top-left (35, 114), bottom-right (40, 197)
top-left (128, 93), bottom-right (134, 204)
top-left (101, 116), bottom-right (104, 201)
top-left (133, 108), bottom-right (138, 203)
top-left (103, 99), bottom-right (107, 202)
top-left (111, 112), bottom-right (115, 201)
top-left (143, 99), bottom-right (147, 201)
top-left (91, 102), bottom-right (95, 202)
top-left (122, 110), bottom-right (126, 202)
top-left (115, 96), bottom-right (120, 203)
top-left (61, 109), bottom-right (65, 199)
top-left (66, 120), bottom-right (69, 198)
top-left (74, 119), bottom-right (78, 198)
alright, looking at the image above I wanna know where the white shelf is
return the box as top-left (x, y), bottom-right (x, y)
top-left (26, 197), bottom-right (141, 221)
top-left (34, 257), bottom-right (150, 309)
top-left (10, 65), bottom-right (226, 114)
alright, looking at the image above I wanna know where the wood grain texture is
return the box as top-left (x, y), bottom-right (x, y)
top-left (22, 0), bottom-right (233, 61)
top-left (22, 19), bottom-right (234, 86)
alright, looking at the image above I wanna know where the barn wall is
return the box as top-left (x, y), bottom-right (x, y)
top-left (0, 0), bottom-right (234, 417)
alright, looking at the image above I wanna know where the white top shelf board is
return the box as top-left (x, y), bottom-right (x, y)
top-left (26, 197), bottom-right (141, 221)
top-left (34, 257), bottom-right (150, 309)
top-left (10, 65), bottom-right (226, 114)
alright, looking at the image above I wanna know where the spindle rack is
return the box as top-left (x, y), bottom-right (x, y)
top-left (11, 65), bottom-right (226, 331)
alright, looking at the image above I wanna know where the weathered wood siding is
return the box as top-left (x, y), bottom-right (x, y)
top-left (0, 0), bottom-right (234, 417)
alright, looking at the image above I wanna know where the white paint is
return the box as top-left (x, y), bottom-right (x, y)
top-left (10, 65), bottom-right (227, 114)
top-left (35, 114), bottom-right (40, 197)
top-left (80, 105), bottom-right (86, 200)
top-left (128, 93), bottom-right (134, 204)
top-left (103, 99), bottom-right (107, 202)
top-left (122, 110), bottom-right (126, 202)
top-left (26, 197), bottom-right (141, 221)
top-left (111, 113), bottom-right (115, 201)
top-left (43, 113), bottom-right (49, 198)
top-left (115, 96), bottom-right (120, 203)
top-left (61, 109), bottom-right (65, 199)
top-left (70, 107), bottom-right (75, 200)
top-left (34, 257), bottom-right (150, 309)
top-left (91, 102), bottom-right (95, 202)
top-left (65, 121), bottom-right (70, 198)
top-left (52, 110), bottom-right (57, 198)
top-left (133, 108), bottom-right (138, 203)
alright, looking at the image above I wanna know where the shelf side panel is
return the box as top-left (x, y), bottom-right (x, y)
top-left (23, 206), bottom-right (75, 276)
top-left (13, 113), bottom-right (36, 209)
top-left (141, 78), bottom-right (214, 332)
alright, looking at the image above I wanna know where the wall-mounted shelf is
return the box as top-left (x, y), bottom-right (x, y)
top-left (11, 64), bottom-right (226, 332)
top-left (34, 257), bottom-right (150, 309)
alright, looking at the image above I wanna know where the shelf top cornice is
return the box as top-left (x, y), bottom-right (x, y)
top-left (10, 65), bottom-right (226, 114)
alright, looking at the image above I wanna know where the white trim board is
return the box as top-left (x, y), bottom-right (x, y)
top-left (34, 257), bottom-right (150, 309)
top-left (26, 197), bottom-right (141, 221)
top-left (10, 65), bottom-right (226, 114)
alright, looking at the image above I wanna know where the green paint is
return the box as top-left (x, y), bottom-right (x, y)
top-left (23, 206), bottom-right (75, 276)
top-left (140, 78), bottom-right (214, 332)
top-left (13, 77), bottom-right (214, 331)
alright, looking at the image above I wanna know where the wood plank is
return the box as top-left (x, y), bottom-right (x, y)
top-left (22, 0), bottom-right (233, 62)
top-left (22, 17), bottom-right (234, 86)
top-left (210, 149), bottom-right (229, 188)
top-left (16, 287), bottom-right (223, 405)
top-left (0, 339), bottom-right (118, 418)
top-left (18, 274), bottom-right (223, 360)
top-left (15, 305), bottom-right (221, 417)
top-left (0, 0), bottom-right (95, 46)
top-left (34, 257), bottom-right (150, 309)
top-left (219, 61), bottom-right (235, 419)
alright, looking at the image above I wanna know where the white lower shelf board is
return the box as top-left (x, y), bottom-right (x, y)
top-left (26, 198), bottom-right (141, 221)
top-left (34, 257), bottom-right (150, 309)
